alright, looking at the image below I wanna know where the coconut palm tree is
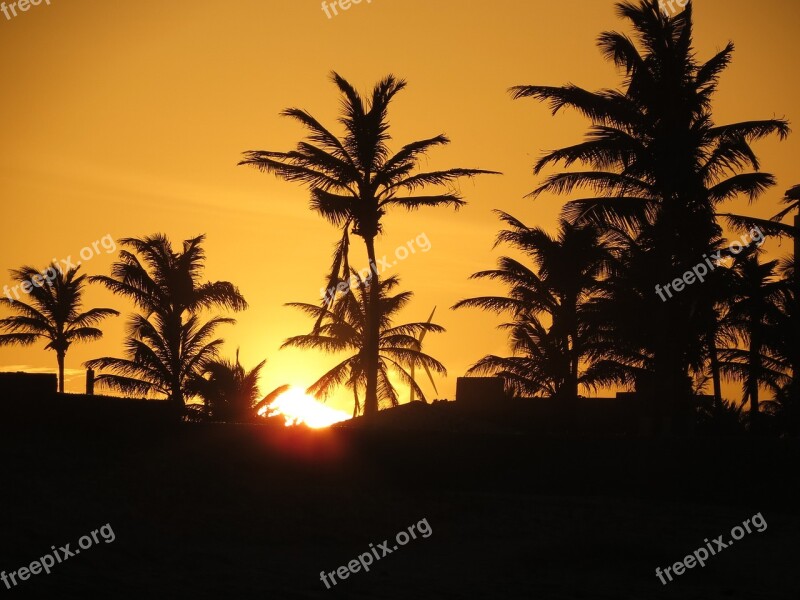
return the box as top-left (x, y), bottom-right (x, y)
top-left (718, 252), bottom-right (789, 430)
top-left (186, 350), bottom-right (266, 422)
top-left (0, 266), bottom-right (118, 393)
top-left (86, 234), bottom-right (246, 413)
top-left (463, 317), bottom-right (571, 397)
top-left (722, 184), bottom-right (800, 428)
top-left (454, 213), bottom-right (612, 399)
top-left (282, 272), bottom-right (445, 416)
top-left (510, 0), bottom-right (789, 414)
top-left (240, 72), bottom-right (497, 417)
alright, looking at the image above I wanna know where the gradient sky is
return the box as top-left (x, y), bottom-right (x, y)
top-left (1, 0), bottom-right (798, 413)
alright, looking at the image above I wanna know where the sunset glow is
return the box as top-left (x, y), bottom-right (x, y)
top-left (261, 387), bottom-right (350, 428)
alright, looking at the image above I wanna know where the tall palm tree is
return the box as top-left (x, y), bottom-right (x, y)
top-left (240, 72), bottom-right (497, 417)
top-left (187, 350), bottom-right (266, 422)
top-left (283, 272), bottom-right (445, 416)
top-left (0, 266), bottom-right (118, 393)
top-left (86, 234), bottom-right (246, 413)
top-left (510, 0), bottom-right (789, 414)
top-left (454, 213), bottom-right (612, 399)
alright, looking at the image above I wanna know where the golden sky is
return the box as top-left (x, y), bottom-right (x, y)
top-left (1, 0), bottom-right (798, 412)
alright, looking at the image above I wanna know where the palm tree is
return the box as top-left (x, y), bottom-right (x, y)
top-left (283, 272), bottom-right (445, 416)
top-left (240, 72), bottom-right (497, 417)
top-left (187, 350), bottom-right (266, 422)
top-left (0, 266), bottom-right (118, 393)
top-left (86, 234), bottom-right (246, 413)
top-left (718, 253), bottom-right (789, 430)
top-left (462, 317), bottom-right (572, 398)
top-left (722, 184), bottom-right (800, 428)
top-left (454, 213), bottom-right (612, 399)
top-left (510, 0), bottom-right (789, 415)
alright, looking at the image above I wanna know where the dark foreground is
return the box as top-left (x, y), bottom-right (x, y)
top-left (1, 420), bottom-right (798, 599)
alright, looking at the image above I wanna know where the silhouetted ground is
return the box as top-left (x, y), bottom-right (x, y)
top-left (1, 416), bottom-right (798, 599)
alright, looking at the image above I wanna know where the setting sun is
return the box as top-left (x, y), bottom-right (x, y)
top-left (261, 387), bottom-right (351, 428)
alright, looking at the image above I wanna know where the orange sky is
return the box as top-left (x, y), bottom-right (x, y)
top-left (1, 0), bottom-right (798, 412)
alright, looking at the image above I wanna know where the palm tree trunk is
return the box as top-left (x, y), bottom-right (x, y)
top-left (569, 309), bottom-right (579, 401)
top-left (170, 375), bottom-right (185, 417)
top-left (57, 351), bottom-right (65, 393)
top-left (748, 326), bottom-right (761, 432)
top-left (654, 288), bottom-right (688, 429)
top-left (706, 330), bottom-right (722, 406)
top-left (363, 236), bottom-right (381, 418)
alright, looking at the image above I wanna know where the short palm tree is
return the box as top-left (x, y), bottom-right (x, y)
top-left (718, 253), bottom-right (789, 429)
top-left (86, 234), bottom-right (246, 413)
top-left (187, 350), bottom-right (266, 422)
top-left (0, 266), bottom-right (118, 393)
top-left (464, 317), bottom-right (571, 397)
top-left (240, 72), bottom-right (496, 417)
top-left (283, 272), bottom-right (445, 416)
top-left (454, 213), bottom-right (611, 399)
top-left (767, 257), bottom-right (800, 433)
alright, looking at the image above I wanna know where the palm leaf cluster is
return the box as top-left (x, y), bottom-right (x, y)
top-left (86, 234), bottom-right (247, 412)
top-left (241, 72), bottom-right (497, 416)
top-left (457, 0), bottom-right (796, 433)
top-left (455, 213), bottom-right (613, 397)
top-left (283, 272), bottom-right (445, 416)
top-left (0, 266), bottom-right (118, 392)
top-left (186, 350), bottom-right (267, 422)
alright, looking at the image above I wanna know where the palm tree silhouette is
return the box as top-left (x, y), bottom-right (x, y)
top-left (240, 72), bottom-right (497, 417)
top-left (718, 252), bottom-right (788, 430)
top-left (510, 0), bottom-right (789, 414)
top-left (722, 184), bottom-right (800, 421)
top-left (283, 272), bottom-right (445, 417)
top-left (86, 234), bottom-right (246, 413)
top-left (187, 350), bottom-right (266, 422)
top-left (0, 266), bottom-right (119, 393)
top-left (768, 256), bottom-right (799, 433)
top-left (454, 212), bottom-right (611, 399)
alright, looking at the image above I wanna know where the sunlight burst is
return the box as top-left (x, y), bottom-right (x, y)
top-left (260, 387), bottom-right (350, 428)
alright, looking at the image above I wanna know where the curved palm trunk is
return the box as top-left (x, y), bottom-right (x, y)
top-left (56, 350), bottom-right (65, 393)
top-left (363, 236), bottom-right (381, 418)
